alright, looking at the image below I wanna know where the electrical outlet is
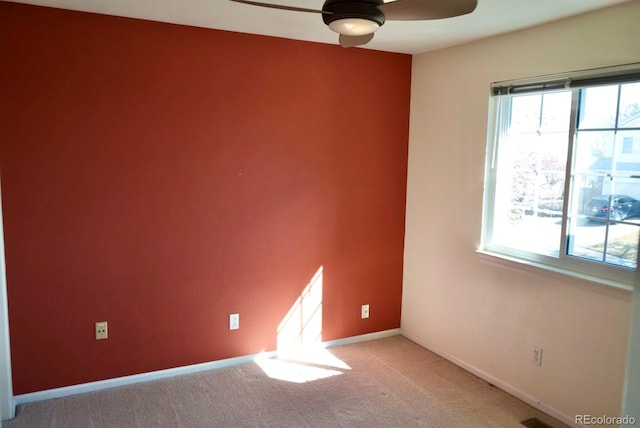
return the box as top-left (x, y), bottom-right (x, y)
top-left (95, 321), bottom-right (108, 340)
top-left (532, 346), bottom-right (543, 366)
top-left (229, 313), bottom-right (239, 330)
top-left (361, 304), bottom-right (370, 319)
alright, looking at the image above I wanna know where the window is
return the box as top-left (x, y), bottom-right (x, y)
top-left (482, 64), bottom-right (640, 286)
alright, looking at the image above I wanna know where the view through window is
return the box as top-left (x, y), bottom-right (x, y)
top-left (484, 72), bottom-right (640, 283)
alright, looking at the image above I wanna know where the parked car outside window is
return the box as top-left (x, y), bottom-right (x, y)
top-left (584, 195), bottom-right (640, 222)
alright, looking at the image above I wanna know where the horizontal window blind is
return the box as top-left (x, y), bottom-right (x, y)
top-left (491, 62), bottom-right (640, 95)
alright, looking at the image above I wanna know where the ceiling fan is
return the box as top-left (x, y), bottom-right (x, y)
top-left (229, 0), bottom-right (478, 48)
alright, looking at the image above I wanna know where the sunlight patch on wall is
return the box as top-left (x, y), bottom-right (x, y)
top-left (255, 266), bottom-right (351, 383)
top-left (277, 266), bottom-right (324, 350)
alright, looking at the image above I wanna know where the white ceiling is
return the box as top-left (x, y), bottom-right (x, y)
top-left (6, 0), bottom-right (631, 54)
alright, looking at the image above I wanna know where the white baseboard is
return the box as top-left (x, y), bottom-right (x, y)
top-left (400, 329), bottom-right (579, 428)
top-left (13, 352), bottom-right (276, 408)
top-left (13, 328), bottom-right (401, 410)
top-left (322, 328), bottom-right (400, 348)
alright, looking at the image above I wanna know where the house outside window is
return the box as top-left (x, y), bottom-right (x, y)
top-left (481, 64), bottom-right (640, 287)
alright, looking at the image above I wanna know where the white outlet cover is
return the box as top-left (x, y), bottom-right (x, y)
top-left (95, 321), bottom-right (108, 340)
top-left (533, 346), bottom-right (543, 366)
top-left (361, 304), bottom-right (370, 319)
top-left (229, 313), bottom-right (239, 330)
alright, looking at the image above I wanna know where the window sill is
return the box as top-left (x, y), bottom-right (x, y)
top-left (476, 249), bottom-right (634, 293)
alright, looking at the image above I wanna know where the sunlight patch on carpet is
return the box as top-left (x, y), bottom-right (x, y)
top-left (256, 266), bottom-right (354, 383)
top-left (255, 353), bottom-right (344, 383)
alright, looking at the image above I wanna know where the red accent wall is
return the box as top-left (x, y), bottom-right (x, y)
top-left (0, 2), bottom-right (411, 394)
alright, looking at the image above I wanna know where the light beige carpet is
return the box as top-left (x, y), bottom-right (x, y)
top-left (2, 336), bottom-right (568, 427)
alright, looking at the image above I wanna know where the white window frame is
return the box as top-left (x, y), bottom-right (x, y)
top-left (480, 63), bottom-right (640, 290)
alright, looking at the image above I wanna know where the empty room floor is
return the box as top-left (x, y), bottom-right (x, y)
top-left (2, 336), bottom-right (568, 427)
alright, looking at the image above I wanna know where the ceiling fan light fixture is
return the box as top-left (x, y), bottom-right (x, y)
top-left (328, 18), bottom-right (380, 36)
top-left (229, 0), bottom-right (479, 48)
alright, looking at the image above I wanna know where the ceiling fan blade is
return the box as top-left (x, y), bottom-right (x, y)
top-left (380, 0), bottom-right (477, 21)
top-left (229, 0), bottom-right (327, 14)
top-left (339, 33), bottom-right (375, 48)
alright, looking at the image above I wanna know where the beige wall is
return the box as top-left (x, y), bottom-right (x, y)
top-left (402, 2), bottom-right (640, 425)
top-left (624, 266), bottom-right (640, 424)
